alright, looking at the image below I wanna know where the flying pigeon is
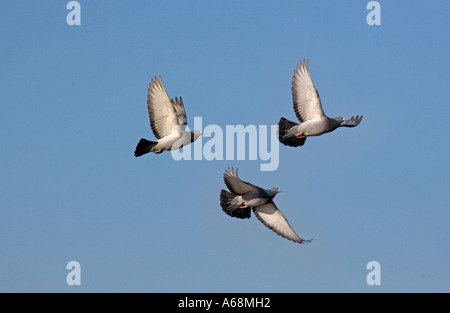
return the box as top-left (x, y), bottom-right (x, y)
top-left (278, 59), bottom-right (363, 147)
top-left (134, 76), bottom-right (203, 157)
top-left (219, 168), bottom-right (311, 244)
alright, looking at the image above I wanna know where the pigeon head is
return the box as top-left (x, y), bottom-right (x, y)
top-left (328, 116), bottom-right (345, 130)
top-left (266, 187), bottom-right (282, 198)
top-left (190, 130), bottom-right (203, 142)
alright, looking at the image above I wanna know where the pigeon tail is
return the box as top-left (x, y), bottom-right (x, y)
top-left (220, 190), bottom-right (251, 219)
top-left (278, 117), bottom-right (306, 147)
top-left (134, 138), bottom-right (158, 157)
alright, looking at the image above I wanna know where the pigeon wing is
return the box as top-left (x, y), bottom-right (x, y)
top-left (171, 96), bottom-right (187, 126)
top-left (147, 76), bottom-right (180, 139)
top-left (223, 168), bottom-right (260, 195)
top-left (340, 115), bottom-right (363, 128)
top-left (253, 201), bottom-right (311, 244)
top-left (292, 59), bottom-right (325, 122)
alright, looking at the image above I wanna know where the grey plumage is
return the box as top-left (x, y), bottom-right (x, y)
top-left (219, 168), bottom-right (311, 244)
top-left (278, 59), bottom-right (363, 147)
top-left (340, 115), bottom-right (363, 127)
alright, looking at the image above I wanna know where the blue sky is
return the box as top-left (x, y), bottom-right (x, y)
top-left (0, 1), bottom-right (449, 292)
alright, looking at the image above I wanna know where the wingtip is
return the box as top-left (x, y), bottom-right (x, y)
top-left (224, 166), bottom-right (238, 178)
top-left (298, 58), bottom-right (309, 70)
top-left (150, 75), bottom-right (162, 85)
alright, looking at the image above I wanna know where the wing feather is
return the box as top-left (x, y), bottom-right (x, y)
top-left (147, 76), bottom-right (180, 139)
top-left (223, 168), bottom-right (260, 195)
top-left (291, 59), bottom-right (325, 122)
top-left (340, 115), bottom-right (363, 128)
top-left (253, 202), bottom-right (310, 244)
top-left (171, 96), bottom-right (187, 126)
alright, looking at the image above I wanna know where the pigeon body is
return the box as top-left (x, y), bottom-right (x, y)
top-left (219, 168), bottom-right (311, 244)
top-left (278, 59), bottom-right (363, 147)
top-left (134, 76), bottom-right (202, 157)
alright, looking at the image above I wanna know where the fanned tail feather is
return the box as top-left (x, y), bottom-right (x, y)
top-left (278, 117), bottom-right (306, 147)
top-left (134, 138), bottom-right (157, 157)
top-left (220, 190), bottom-right (251, 219)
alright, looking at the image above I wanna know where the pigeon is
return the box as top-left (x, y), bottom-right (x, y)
top-left (278, 59), bottom-right (363, 147)
top-left (134, 76), bottom-right (203, 157)
top-left (219, 168), bottom-right (311, 244)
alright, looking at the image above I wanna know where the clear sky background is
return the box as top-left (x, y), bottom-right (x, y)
top-left (0, 1), bottom-right (449, 292)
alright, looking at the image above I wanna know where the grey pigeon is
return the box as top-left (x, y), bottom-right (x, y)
top-left (278, 59), bottom-right (363, 147)
top-left (134, 76), bottom-right (203, 157)
top-left (220, 168), bottom-right (311, 244)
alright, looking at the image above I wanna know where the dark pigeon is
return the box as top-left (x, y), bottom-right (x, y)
top-left (219, 168), bottom-right (311, 244)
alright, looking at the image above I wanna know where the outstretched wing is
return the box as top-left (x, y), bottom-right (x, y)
top-left (147, 76), bottom-right (181, 139)
top-left (253, 201), bottom-right (311, 244)
top-left (223, 168), bottom-right (260, 195)
top-left (340, 115), bottom-right (363, 127)
top-left (292, 59), bottom-right (325, 123)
